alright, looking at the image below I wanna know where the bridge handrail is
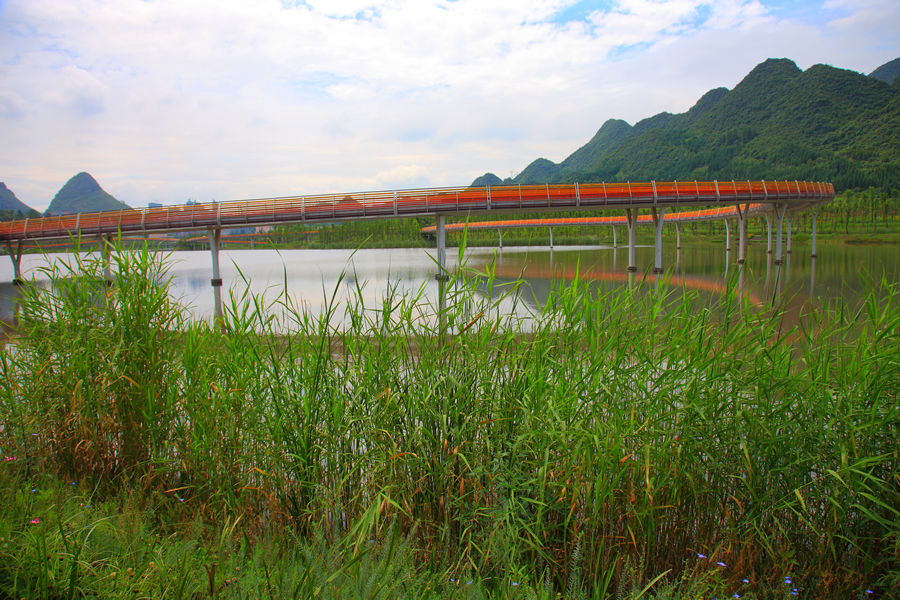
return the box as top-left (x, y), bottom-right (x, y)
top-left (0, 180), bottom-right (834, 243)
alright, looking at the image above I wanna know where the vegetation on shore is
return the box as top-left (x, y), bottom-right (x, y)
top-left (1, 243), bottom-right (898, 598)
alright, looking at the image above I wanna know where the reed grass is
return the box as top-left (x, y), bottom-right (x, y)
top-left (0, 242), bottom-right (897, 598)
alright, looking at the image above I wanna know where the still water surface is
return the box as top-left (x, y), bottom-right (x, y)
top-left (1, 242), bottom-right (897, 327)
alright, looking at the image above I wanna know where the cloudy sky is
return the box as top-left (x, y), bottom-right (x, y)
top-left (1, 0), bottom-right (898, 211)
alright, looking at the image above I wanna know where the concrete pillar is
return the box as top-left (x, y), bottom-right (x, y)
top-left (774, 203), bottom-right (787, 266)
top-left (737, 204), bottom-right (747, 266)
top-left (612, 225), bottom-right (617, 249)
top-left (100, 235), bottom-right (112, 281)
top-left (435, 216), bottom-right (448, 312)
top-left (6, 241), bottom-right (24, 284)
top-left (626, 209), bottom-right (637, 273)
top-left (548, 226), bottom-right (554, 248)
top-left (724, 218), bottom-right (731, 253)
top-left (765, 213), bottom-right (773, 255)
top-left (208, 227), bottom-right (224, 326)
top-left (810, 206), bottom-right (819, 258)
top-left (498, 229), bottom-right (503, 249)
top-left (786, 215), bottom-right (793, 255)
top-left (651, 207), bottom-right (665, 274)
top-left (675, 223), bottom-right (681, 250)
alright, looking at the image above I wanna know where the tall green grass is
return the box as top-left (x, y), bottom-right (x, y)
top-left (1, 243), bottom-right (898, 597)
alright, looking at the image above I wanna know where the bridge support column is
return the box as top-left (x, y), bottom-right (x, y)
top-left (736, 204), bottom-right (747, 265)
top-left (100, 235), bottom-right (112, 281)
top-left (786, 215), bottom-right (793, 255)
top-left (651, 207), bottom-right (665, 274)
top-left (6, 241), bottom-right (24, 284)
top-left (548, 227), bottom-right (553, 248)
top-left (208, 227), bottom-right (224, 328)
top-left (765, 213), bottom-right (773, 254)
top-left (625, 209), bottom-right (637, 273)
top-left (612, 226), bottom-right (617, 249)
top-left (724, 219), bottom-right (731, 253)
top-left (810, 206), bottom-right (819, 258)
top-left (675, 223), bottom-right (681, 250)
top-left (774, 203), bottom-right (787, 266)
top-left (498, 229), bottom-right (503, 249)
top-left (435, 216), bottom-right (448, 312)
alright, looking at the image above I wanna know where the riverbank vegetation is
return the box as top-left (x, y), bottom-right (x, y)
top-left (1, 244), bottom-right (898, 598)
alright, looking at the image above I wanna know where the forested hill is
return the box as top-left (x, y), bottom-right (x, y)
top-left (475, 57), bottom-right (900, 192)
top-left (46, 172), bottom-right (131, 215)
top-left (0, 182), bottom-right (38, 217)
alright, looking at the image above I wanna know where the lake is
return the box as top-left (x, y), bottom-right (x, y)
top-left (1, 241), bottom-right (897, 328)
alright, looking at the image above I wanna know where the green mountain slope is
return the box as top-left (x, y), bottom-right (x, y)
top-left (0, 182), bottom-right (37, 215)
top-left (46, 172), bottom-right (131, 215)
top-left (870, 57), bottom-right (900, 83)
top-left (475, 58), bottom-right (900, 192)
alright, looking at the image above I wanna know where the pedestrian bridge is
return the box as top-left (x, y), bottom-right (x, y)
top-left (1, 179), bottom-right (834, 320)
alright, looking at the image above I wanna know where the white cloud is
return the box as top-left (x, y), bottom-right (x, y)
top-left (374, 164), bottom-right (434, 189)
top-left (0, 0), bottom-right (897, 209)
top-left (0, 91), bottom-right (27, 119)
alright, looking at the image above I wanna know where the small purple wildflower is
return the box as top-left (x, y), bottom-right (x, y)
top-left (4, 456), bottom-right (14, 461)
top-left (743, 579), bottom-right (749, 583)
top-left (716, 561), bottom-right (727, 567)
top-left (866, 591), bottom-right (873, 595)
top-left (785, 578), bottom-right (792, 584)
top-left (29, 517), bottom-right (40, 525)
top-left (512, 582), bottom-right (518, 587)
top-left (697, 553), bottom-right (707, 559)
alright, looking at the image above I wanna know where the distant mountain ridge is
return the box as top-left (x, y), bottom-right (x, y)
top-left (475, 57), bottom-right (900, 192)
top-left (46, 172), bottom-right (130, 215)
top-left (0, 183), bottom-right (37, 215)
top-left (870, 57), bottom-right (900, 84)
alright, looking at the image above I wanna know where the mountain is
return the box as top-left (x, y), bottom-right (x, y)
top-left (870, 57), bottom-right (900, 83)
top-left (475, 58), bottom-right (900, 192)
top-left (0, 182), bottom-right (37, 215)
top-left (46, 172), bottom-right (131, 215)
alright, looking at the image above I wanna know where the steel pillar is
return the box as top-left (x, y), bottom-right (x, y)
top-left (675, 223), bottom-right (681, 250)
top-left (625, 209), bottom-right (637, 273)
top-left (651, 207), bottom-right (665, 274)
top-left (736, 204), bottom-right (747, 266)
top-left (724, 219), bottom-right (731, 253)
top-left (6, 241), bottom-right (24, 284)
top-left (765, 213), bottom-right (773, 255)
top-left (810, 206), bottom-right (819, 258)
top-left (612, 226), bottom-right (617, 248)
top-left (498, 229), bottom-right (503, 249)
top-left (208, 227), bottom-right (224, 326)
top-left (774, 203), bottom-right (787, 266)
top-left (548, 226), bottom-right (554, 248)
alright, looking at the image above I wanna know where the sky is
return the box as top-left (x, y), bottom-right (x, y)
top-left (0, 0), bottom-right (898, 212)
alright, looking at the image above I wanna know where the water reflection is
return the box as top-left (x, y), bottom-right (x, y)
top-left (0, 242), bottom-right (896, 331)
top-left (0, 282), bottom-right (23, 333)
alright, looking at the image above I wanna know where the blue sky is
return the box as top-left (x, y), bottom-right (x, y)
top-left (0, 0), bottom-right (898, 211)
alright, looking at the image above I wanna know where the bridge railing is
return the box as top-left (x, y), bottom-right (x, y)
top-left (0, 180), bottom-right (834, 242)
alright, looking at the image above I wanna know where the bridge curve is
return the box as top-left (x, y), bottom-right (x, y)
top-left (420, 202), bottom-right (770, 234)
top-left (1, 180), bottom-right (833, 321)
top-left (0, 180), bottom-right (831, 243)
